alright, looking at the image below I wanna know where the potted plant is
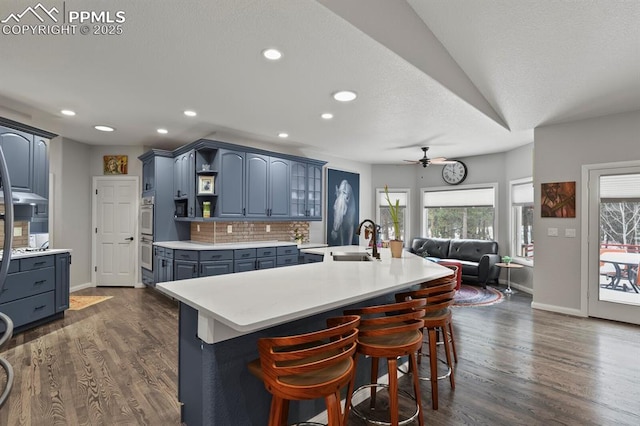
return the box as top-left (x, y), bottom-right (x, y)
top-left (384, 185), bottom-right (403, 258)
top-left (293, 228), bottom-right (304, 245)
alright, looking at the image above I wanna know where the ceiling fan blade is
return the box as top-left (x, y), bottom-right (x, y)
top-left (430, 157), bottom-right (457, 164)
top-left (403, 160), bottom-right (420, 164)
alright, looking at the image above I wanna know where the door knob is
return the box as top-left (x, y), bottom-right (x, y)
top-left (125, 237), bottom-right (134, 241)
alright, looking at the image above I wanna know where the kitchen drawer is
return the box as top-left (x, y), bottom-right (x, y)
top-left (155, 246), bottom-right (165, 257)
top-left (164, 249), bottom-right (174, 259)
top-left (0, 291), bottom-right (55, 332)
top-left (141, 267), bottom-right (154, 286)
top-left (276, 246), bottom-right (298, 256)
top-left (234, 259), bottom-right (256, 273)
top-left (256, 247), bottom-right (276, 258)
top-left (0, 267), bottom-right (55, 303)
top-left (276, 254), bottom-right (298, 267)
top-left (256, 257), bottom-right (276, 270)
top-left (234, 249), bottom-right (257, 260)
top-left (200, 250), bottom-right (233, 262)
top-left (20, 255), bottom-right (54, 271)
top-left (200, 260), bottom-right (233, 277)
top-left (8, 259), bottom-right (19, 274)
top-left (174, 250), bottom-right (198, 262)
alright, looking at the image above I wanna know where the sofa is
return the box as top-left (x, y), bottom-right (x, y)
top-left (408, 237), bottom-right (500, 288)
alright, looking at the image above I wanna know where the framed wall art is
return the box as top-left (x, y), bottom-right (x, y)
top-left (326, 168), bottom-right (360, 246)
top-left (541, 181), bottom-right (576, 218)
top-left (103, 155), bottom-right (128, 175)
top-left (198, 175), bottom-right (215, 194)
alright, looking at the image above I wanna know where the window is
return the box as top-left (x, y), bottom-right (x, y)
top-left (376, 188), bottom-right (410, 243)
top-left (422, 185), bottom-right (496, 240)
top-left (510, 179), bottom-right (534, 260)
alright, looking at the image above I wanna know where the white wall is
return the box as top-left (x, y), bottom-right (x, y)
top-left (533, 110), bottom-right (640, 314)
top-left (49, 137), bottom-right (92, 289)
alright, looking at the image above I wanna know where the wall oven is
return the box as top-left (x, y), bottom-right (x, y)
top-left (140, 196), bottom-right (154, 235)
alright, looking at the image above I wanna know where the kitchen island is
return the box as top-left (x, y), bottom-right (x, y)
top-left (157, 245), bottom-right (451, 425)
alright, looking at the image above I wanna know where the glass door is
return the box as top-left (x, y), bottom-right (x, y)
top-left (588, 166), bottom-right (640, 324)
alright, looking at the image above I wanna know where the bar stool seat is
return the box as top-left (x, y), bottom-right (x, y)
top-left (343, 298), bottom-right (427, 426)
top-left (249, 315), bottom-right (360, 426)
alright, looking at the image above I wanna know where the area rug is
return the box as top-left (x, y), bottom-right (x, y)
top-left (454, 284), bottom-right (503, 307)
top-left (69, 295), bottom-right (113, 311)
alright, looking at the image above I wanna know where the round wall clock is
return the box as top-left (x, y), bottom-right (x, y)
top-left (442, 161), bottom-right (468, 185)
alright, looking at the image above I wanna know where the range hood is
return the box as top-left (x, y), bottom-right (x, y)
top-left (0, 192), bottom-right (46, 221)
top-left (0, 191), bottom-right (47, 205)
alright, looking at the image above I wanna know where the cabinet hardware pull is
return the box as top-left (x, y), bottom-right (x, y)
top-left (34, 262), bottom-right (45, 266)
top-left (34, 280), bottom-right (46, 285)
top-left (34, 305), bottom-right (46, 310)
top-left (243, 208), bottom-right (246, 216)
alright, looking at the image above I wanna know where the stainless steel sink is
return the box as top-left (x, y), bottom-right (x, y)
top-left (331, 252), bottom-right (373, 262)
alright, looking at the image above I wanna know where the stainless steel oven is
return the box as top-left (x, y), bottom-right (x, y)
top-left (140, 196), bottom-right (154, 236)
top-left (140, 234), bottom-right (153, 271)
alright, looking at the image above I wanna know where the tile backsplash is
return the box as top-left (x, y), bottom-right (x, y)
top-left (0, 206), bottom-right (29, 249)
top-left (191, 221), bottom-right (310, 244)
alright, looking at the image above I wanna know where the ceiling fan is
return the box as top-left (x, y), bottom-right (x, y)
top-left (403, 147), bottom-right (457, 168)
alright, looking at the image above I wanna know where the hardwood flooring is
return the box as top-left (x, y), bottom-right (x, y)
top-left (1, 285), bottom-right (639, 425)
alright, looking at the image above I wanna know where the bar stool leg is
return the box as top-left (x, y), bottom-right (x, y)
top-left (343, 356), bottom-right (358, 425)
top-left (268, 396), bottom-right (287, 426)
top-left (428, 327), bottom-right (439, 410)
top-left (442, 325), bottom-right (455, 389)
top-left (325, 392), bottom-right (342, 426)
top-left (370, 357), bottom-right (379, 409)
top-left (448, 321), bottom-right (458, 363)
top-left (410, 352), bottom-right (425, 426)
top-left (387, 357), bottom-right (400, 426)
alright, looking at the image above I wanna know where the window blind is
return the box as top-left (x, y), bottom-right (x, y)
top-left (423, 187), bottom-right (494, 208)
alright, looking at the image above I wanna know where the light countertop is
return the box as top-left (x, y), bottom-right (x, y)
top-left (0, 248), bottom-right (71, 260)
top-left (156, 245), bottom-right (452, 344)
top-left (154, 240), bottom-right (300, 250)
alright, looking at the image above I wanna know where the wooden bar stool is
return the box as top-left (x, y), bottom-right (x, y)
top-left (395, 269), bottom-right (458, 410)
top-left (343, 298), bottom-right (427, 426)
top-left (248, 315), bottom-right (360, 426)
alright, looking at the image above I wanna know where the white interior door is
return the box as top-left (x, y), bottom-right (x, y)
top-left (587, 165), bottom-right (640, 324)
top-left (94, 177), bottom-right (138, 287)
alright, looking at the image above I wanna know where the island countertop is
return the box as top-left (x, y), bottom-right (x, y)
top-left (156, 245), bottom-right (452, 343)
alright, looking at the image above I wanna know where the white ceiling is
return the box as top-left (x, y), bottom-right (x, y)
top-left (0, 0), bottom-right (638, 164)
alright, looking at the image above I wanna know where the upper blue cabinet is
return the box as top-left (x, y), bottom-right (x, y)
top-left (141, 139), bottom-right (325, 221)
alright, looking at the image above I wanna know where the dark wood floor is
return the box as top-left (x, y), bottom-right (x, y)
top-left (1, 285), bottom-right (639, 425)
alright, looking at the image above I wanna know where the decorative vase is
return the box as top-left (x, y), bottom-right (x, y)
top-left (389, 240), bottom-right (403, 258)
top-left (295, 238), bottom-right (303, 245)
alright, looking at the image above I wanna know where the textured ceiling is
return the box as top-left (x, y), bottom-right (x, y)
top-left (0, 0), bottom-right (638, 164)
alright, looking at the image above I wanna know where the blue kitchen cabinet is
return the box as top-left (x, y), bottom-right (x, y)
top-left (142, 156), bottom-right (155, 194)
top-left (0, 125), bottom-right (32, 193)
top-left (154, 247), bottom-right (174, 284)
top-left (174, 260), bottom-right (198, 280)
top-left (173, 150), bottom-right (196, 218)
top-left (199, 250), bottom-right (234, 277)
top-left (216, 149), bottom-right (245, 217)
top-left (0, 253), bottom-right (69, 334)
top-left (290, 161), bottom-right (323, 220)
top-left (245, 153), bottom-right (290, 218)
top-left (55, 252), bottom-right (70, 311)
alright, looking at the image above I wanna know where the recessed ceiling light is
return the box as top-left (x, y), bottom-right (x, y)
top-left (321, 113), bottom-right (334, 120)
top-left (278, 132), bottom-right (289, 138)
top-left (157, 128), bottom-right (168, 134)
top-left (184, 110), bottom-right (197, 117)
top-left (94, 125), bottom-right (114, 132)
top-left (332, 90), bottom-right (357, 102)
top-left (60, 109), bottom-right (76, 116)
top-left (262, 48), bottom-right (283, 60)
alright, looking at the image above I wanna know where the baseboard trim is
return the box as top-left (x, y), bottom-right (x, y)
top-left (531, 302), bottom-right (585, 317)
top-left (70, 282), bottom-right (94, 293)
top-left (306, 359), bottom-right (409, 423)
top-left (497, 279), bottom-right (533, 294)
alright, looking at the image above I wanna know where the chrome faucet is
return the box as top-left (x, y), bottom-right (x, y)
top-left (356, 219), bottom-right (380, 259)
